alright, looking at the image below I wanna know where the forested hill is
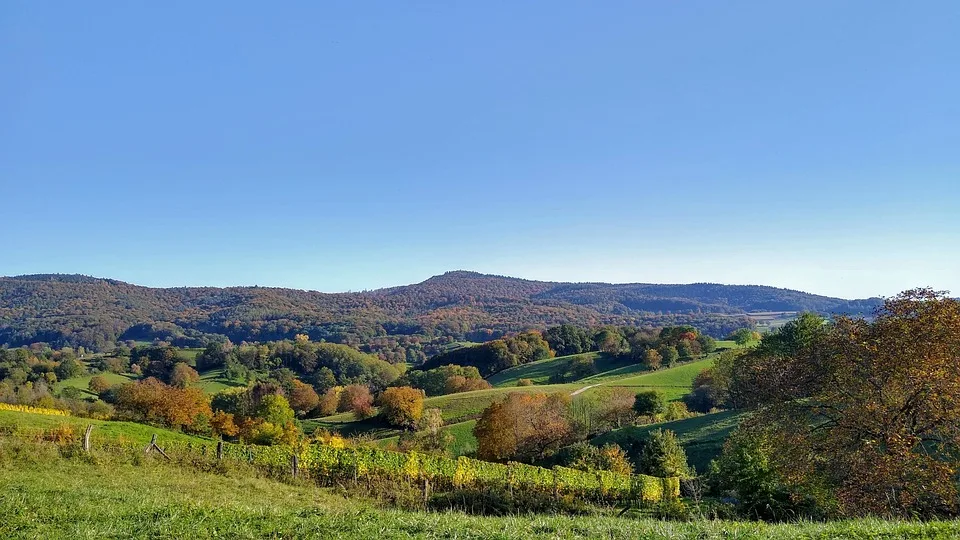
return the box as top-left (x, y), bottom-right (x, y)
top-left (0, 271), bottom-right (881, 351)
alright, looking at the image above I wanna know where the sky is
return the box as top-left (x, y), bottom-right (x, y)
top-left (2, 2), bottom-right (958, 299)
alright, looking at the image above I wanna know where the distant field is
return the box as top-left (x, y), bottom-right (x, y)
top-left (196, 368), bottom-right (248, 395)
top-left (597, 357), bottom-right (715, 401)
top-left (593, 410), bottom-right (747, 473)
top-left (487, 352), bottom-right (626, 387)
top-left (57, 371), bottom-right (134, 397)
top-left (0, 410), bottom-right (213, 446)
top-left (178, 348), bottom-right (203, 361)
top-left (420, 383), bottom-right (582, 423)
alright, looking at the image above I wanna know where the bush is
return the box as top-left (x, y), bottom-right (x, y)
top-left (516, 378), bottom-right (534, 386)
top-left (637, 429), bottom-right (692, 479)
top-left (633, 390), bottom-right (666, 416)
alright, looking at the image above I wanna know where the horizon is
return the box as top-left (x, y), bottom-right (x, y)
top-left (3, 2), bottom-right (958, 299)
top-left (2, 269), bottom-right (891, 300)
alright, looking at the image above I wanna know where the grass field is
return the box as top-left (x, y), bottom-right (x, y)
top-left (2, 438), bottom-right (957, 539)
top-left (196, 368), bottom-right (248, 394)
top-left (0, 410), bottom-right (213, 446)
top-left (57, 371), bottom-right (134, 397)
top-left (593, 410), bottom-right (747, 473)
top-left (598, 357), bottom-right (715, 401)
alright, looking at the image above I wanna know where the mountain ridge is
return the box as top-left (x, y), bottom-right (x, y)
top-left (0, 271), bottom-right (882, 352)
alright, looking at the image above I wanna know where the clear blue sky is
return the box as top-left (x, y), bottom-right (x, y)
top-left (2, 2), bottom-right (958, 299)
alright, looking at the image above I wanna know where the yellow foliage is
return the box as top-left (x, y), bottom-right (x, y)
top-left (0, 403), bottom-right (71, 417)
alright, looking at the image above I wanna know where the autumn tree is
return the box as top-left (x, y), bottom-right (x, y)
top-left (88, 375), bottom-right (112, 395)
top-left (317, 386), bottom-right (341, 416)
top-left (339, 384), bottom-right (374, 419)
top-left (115, 378), bottom-right (212, 433)
top-left (287, 379), bottom-right (320, 417)
top-left (169, 362), bottom-right (200, 388)
top-left (210, 410), bottom-right (239, 438)
top-left (644, 348), bottom-right (663, 370)
top-left (473, 392), bottom-right (574, 462)
top-left (378, 386), bottom-right (425, 428)
top-left (730, 290), bottom-right (960, 517)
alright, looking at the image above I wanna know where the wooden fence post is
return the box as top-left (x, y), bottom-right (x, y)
top-left (217, 440), bottom-right (224, 460)
top-left (144, 434), bottom-right (171, 460)
top-left (422, 477), bottom-right (431, 506)
top-left (145, 434), bottom-right (157, 454)
top-left (291, 454), bottom-right (299, 479)
top-left (83, 425), bottom-right (93, 453)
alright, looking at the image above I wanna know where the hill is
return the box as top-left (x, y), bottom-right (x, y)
top-left (0, 271), bottom-right (881, 352)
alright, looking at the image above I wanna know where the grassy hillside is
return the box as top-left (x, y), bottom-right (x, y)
top-left (599, 357), bottom-right (715, 401)
top-left (488, 352), bottom-right (642, 387)
top-left (0, 409), bottom-right (213, 446)
top-left (1, 437), bottom-right (956, 539)
top-left (57, 371), bottom-right (133, 397)
top-left (593, 410), bottom-right (748, 473)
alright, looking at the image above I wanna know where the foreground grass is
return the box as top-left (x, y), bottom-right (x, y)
top-left (1, 439), bottom-right (958, 539)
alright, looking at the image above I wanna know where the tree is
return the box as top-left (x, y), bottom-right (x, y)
top-left (378, 386), bottom-right (425, 428)
top-left (55, 358), bottom-right (84, 381)
top-left (474, 392), bottom-right (573, 462)
top-left (114, 378), bottom-right (212, 433)
top-left (733, 291), bottom-right (960, 517)
top-left (544, 325), bottom-right (592, 356)
top-left (594, 328), bottom-right (628, 356)
top-left (657, 345), bottom-right (679, 367)
top-left (554, 442), bottom-right (633, 475)
top-left (210, 410), bottom-right (239, 438)
top-left (339, 384), bottom-right (374, 419)
top-left (697, 334), bottom-right (717, 354)
top-left (644, 348), bottom-right (663, 370)
top-left (638, 429), bottom-right (692, 478)
top-left (398, 407), bottom-right (452, 453)
top-left (169, 362), bottom-right (200, 388)
top-left (633, 390), bottom-right (666, 416)
top-left (318, 386), bottom-right (341, 416)
top-left (88, 375), bottom-right (112, 395)
top-left (256, 393), bottom-right (296, 426)
top-left (729, 328), bottom-right (756, 346)
top-left (287, 380), bottom-right (320, 417)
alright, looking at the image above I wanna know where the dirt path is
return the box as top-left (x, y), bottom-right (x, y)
top-left (569, 383), bottom-right (602, 397)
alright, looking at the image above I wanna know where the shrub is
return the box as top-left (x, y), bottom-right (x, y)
top-left (637, 429), bottom-right (692, 479)
top-left (633, 390), bottom-right (666, 416)
top-left (516, 378), bottom-right (534, 386)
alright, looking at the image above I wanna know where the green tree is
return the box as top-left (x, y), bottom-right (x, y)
top-left (638, 428), bottom-right (692, 478)
top-left (657, 345), bottom-right (679, 367)
top-left (633, 390), bottom-right (666, 416)
top-left (55, 357), bottom-right (84, 380)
